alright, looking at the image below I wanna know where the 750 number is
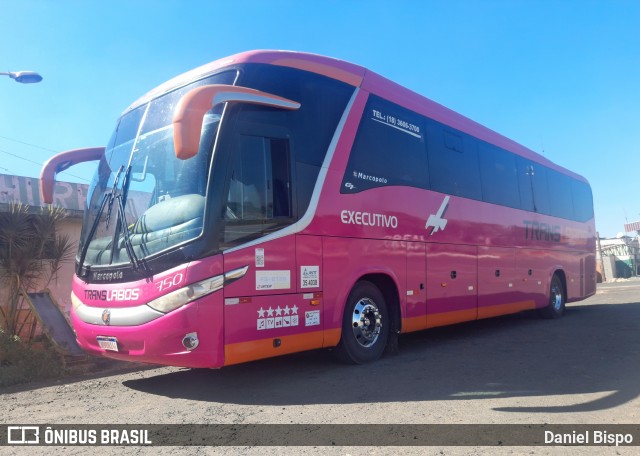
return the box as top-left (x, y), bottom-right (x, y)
top-left (155, 273), bottom-right (184, 292)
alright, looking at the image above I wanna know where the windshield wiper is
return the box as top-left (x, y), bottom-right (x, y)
top-left (118, 166), bottom-right (140, 269)
top-left (76, 166), bottom-right (124, 277)
top-left (110, 165), bottom-right (147, 273)
top-left (76, 165), bottom-right (147, 277)
top-left (104, 166), bottom-right (123, 230)
top-left (76, 166), bottom-right (122, 277)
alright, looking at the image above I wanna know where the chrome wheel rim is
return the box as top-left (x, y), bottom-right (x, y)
top-left (351, 298), bottom-right (382, 348)
top-left (551, 285), bottom-right (563, 311)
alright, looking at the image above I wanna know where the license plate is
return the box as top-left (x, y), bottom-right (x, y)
top-left (96, 336), bottom-right (119, 352)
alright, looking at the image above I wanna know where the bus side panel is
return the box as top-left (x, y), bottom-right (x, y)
top-left (562, 251), bottom-right (580, 302)
top-left (425, 243), bottom-right (477, 328)
top-left (295, 234), bottom-right (323, 294)
top-left (564, 251), bottom-right (596, 302)
top-left (404, 241), bottom-right (426, 333)
top-left (223, 293), bottom-right (323, 366)
top-left (478, 246), bottom-right (534, 318)
top-left (583, 253), bottom-right (597, 297)
top-left (222, 237), bottom-right (324, 365)
top-left (223, 237), bottom-right (296, 297)
top-left (322, 236), bottom-right (405, 346)
top-left (516, 249), bottom-right (552, 309)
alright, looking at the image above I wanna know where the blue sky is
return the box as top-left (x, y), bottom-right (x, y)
top-left (1, 0), bottom-right (638, 238)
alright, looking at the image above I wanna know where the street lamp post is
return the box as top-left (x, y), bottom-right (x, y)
top-left (0, 70), bottom-right (43, 84)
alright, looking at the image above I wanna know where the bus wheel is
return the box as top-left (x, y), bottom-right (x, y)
top-left (538, 274), bottom-right (565, 319)
top-left (335, 281), bottom-right (389, 364)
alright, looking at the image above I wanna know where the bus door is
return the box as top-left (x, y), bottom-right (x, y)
top-left (218, 126), bottom-right (323, 365)
top-left (426, 244), bottom-right (477, 328)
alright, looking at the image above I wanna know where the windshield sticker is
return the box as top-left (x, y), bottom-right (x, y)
top-left (256, 270), bottom-right (291, 290)
top-left (300, 266), bottom-right (319, 288)
top-left (371, 108), bottom-right (422, 139)
top-left (255, 248), bottom-right (265, 268)
top-left (257, 305), bottom-right (299, 330)
top-left (425, 195), bottom-right (450, 235)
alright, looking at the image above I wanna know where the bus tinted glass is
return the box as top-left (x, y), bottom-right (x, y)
top-left (548, 169), bottom-right (575, 219)
top-left (239, 64), bottom-right (354, 214)
top-left (222, 134), bottom-right (293, 248)
top-left (479, 142), bottom-right (520, 208)
top-left (516, 158), bottom-right (551, 215)
top-left (342, 95), bottom-right (427, 193)
top-left (427, 124), bottom-right (482, 200)
top-left (340, 94), bottom-right (592, 223)
top-left (571, 179), bottom-right (594, 221)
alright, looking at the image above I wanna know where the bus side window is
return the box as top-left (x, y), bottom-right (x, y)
top-left (547, 169), bottom-right (575, 220)
top-left (478, 142), bottom-right (520, 208)
top-left (341, 95), bottom-right (427, 193)
top-left (571, 180), bottom-right (594, 222)
top-left (222, 135), bottom-right (293, 247)
top-left (516, 158), bottom-right (551, 215)
top-left (427, 125), bottom-right (482, 200)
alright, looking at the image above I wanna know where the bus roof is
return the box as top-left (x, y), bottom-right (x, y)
top-left (126, 50), bottom-right (586, 183)
top-left (126, 50), bottom-right (366, 112)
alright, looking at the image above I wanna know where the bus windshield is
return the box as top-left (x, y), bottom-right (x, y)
top-left (78, 72), bottom-right (235, 271)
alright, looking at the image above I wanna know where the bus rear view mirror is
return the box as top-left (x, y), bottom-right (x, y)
top-left (40, 147), bottom-right (105, 204)
top-left (172, 84), bottom-right (301, 160)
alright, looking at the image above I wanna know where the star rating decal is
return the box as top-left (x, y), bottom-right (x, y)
top-left (256, 304), bottom-right (300, 331)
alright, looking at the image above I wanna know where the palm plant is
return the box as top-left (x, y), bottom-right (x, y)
top-left (0, 202), bottom-right (74, 337)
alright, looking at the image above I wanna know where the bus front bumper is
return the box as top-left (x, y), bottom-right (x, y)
top-left (71, 293), bottom-right (224, 369)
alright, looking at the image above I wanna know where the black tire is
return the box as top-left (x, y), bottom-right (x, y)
top-left (334, 281), bottom-right (390, 364)
top-left (538, 274), bottom-right (565, 319)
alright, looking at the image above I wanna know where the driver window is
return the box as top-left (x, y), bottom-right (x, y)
top-left (222, 135), bottom-right (292, 248)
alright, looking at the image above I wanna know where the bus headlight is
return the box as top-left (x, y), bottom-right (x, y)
top-left (147, 274), bottom-right (225, 313)
top-left (71, 291), bottom-right (83, 311)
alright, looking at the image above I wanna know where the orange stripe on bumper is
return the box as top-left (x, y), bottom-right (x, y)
top-left (427, 308), bottom-right (478, 329)
top-left (477, 300), bottom-right (536, 319)
top-left (224, 331), bottom-right (323, 366)
top-left (402, 315), bottom-right (427, 333)
top-left (323, 328), bottom-right (342, 347)
top-left (406, 300), bottom-right (538, 331)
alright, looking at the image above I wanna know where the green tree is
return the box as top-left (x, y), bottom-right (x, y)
top-left (0, 202), bottom-right (74, 337)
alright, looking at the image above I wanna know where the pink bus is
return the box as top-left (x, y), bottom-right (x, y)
top-left (41, 50), bottom-right (596, 368)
